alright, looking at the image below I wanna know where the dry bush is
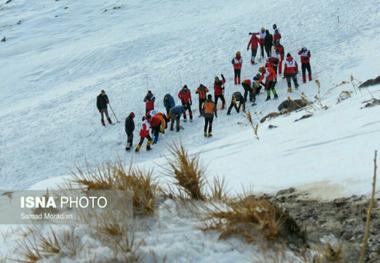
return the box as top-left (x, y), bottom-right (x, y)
top-left (208, 176), bottom-right (229, 202)
top-left (19, 236), bottom-right (41, 262)
top-left (245, 111), bottom-right (259, 139)
top-left (73, 160), bottom-right (157, 216)
top-left (20, 229), bottom-right (80, 262)
top-left (166, 142), bottom-right (206, 201)
top-left (203, 195), bottom-right (305, 244)
top-left (309, 243), bottom-right (344, 263)
top-left (39, 229), bottom-right (61, 255)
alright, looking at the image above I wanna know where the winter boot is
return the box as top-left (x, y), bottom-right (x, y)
top-left (221, 103), bottom-right (225, 110)
top-left (107, 117), bottom-right (112, 124)
top-left (126, 142), bottom-right (131, 151)
top-left (147, 140), bottom-right (153, 151)
top-left (302, 75), bottom-right (306, 83)
top-left (204, 132), bottom-right (208, 137)
top-left (274, 94), bottom-right (279, 100)
top-left (287, 86), bottom-right (292, 93)
top-left (208, 133), bottom-right (213, 137)
top-left (135, 144), bottom-right (141, 152)
top-left (101, 119), bottom-right (105, 126)
top-left (266, 95), bottom-right (271, 101)
top-left (308, 73), bottom-right (312, 81)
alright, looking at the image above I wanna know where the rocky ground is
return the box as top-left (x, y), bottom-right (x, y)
top-left (269, 188), bottom-right (380, 262)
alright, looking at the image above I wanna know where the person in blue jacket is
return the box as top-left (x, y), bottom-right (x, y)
top-left (163, 93), bottom-right (175, 116)
top-left (169, 105), bottom-right (185, 132)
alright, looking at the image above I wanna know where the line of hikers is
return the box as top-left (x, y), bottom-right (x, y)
top-left (96, 23), bottom-right (313, 152)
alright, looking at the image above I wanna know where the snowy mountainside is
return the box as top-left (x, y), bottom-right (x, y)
top-left (0, 0), bottom-right (379, 196)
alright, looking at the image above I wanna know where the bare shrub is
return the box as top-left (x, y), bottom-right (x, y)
top-left (73, 160), bottom-right (157, 216)
top-left (204, 195), bottom-right (305, 244)
top-left (166, 142), bottom-right (206, 201)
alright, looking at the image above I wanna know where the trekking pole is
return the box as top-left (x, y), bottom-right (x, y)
top-left (109, 104), bottom-right (120, 123)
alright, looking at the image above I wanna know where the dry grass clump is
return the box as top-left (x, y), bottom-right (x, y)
top-left (73, 161), bottom-right (158, 216)
top-left (208, 176), bottom-right (229, 202)
top-left (204, 195), bottom-right (305, 244)
top-left (18, 228), bottom-right (80, 262)
top-left (166, 143), bottom-right (206, 201)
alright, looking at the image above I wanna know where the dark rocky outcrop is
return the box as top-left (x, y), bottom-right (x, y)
top-left (359, 76), bottom-right (380, 88)
top-left (268, 189), bottom-right (380, 263)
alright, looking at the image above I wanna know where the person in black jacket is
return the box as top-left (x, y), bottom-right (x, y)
top-left (96, 90), bottom-right (112, 126)
top-left (227, 92), bottom-right (245, 115)
top-left (125, 112), bottom-right (135, 151)
top-left (264, 30), bottom-right (273, 58)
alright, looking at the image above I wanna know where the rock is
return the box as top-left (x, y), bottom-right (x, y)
top-left (359, 75), bottom-right (380, 88)
top-left (268, 124), bottom-right (278, 129)
top-left (361, 98), bottom-right (380, 109)
top-left (5, 0), bottom-right (12, 4)
top-left (278, 98), bottom-right (309, 112)
top-left (294, 113), bottom-right (313, 122)
top-left (333, 197), bottom-right (348, 207)
top-left (1, 36), bottom-right (6, 42)
top-left (276, 187), bottom-right (296, 196)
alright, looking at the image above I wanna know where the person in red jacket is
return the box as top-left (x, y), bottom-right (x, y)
top-left (231, 51), bottom-right (242, 85)
top-left (259, 66), bottom-right (278, 101)
top-left (298, 47), bottom-right (312, 83)
top-left (247, 33), bottom-right (260, 64)
top-left (144, 90), bottom-right (155, 114)
top-left (149, 113), bottom-right (162, 144)
top-left (195, 84), bottom-right (209, 116)
top-left (135, 116), bottom-right (153, 152)
top-left (275, 43), bottom-right (285, 74)
top-left (178, 85), bottom-right (193, 121)
top-left (273, 24), bottom-right (281, 45)
top-left (284, 53), bottom-right (299, 92)
top-left (214, 74), bottom-right (226, 109)
top-left (267, 51), bottom-right (280, 74)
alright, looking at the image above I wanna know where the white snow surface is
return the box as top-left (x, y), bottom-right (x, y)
top-left (1, 0), bottom-right (379, 195)
top-left (0, 0), bottom-right (380, 261)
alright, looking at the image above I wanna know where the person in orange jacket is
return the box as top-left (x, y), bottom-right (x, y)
top-left (259, 65), bottom-right (278, 101)
top-left (284, 53), bottom-right (299, 92)
top-left (178, 85), bottom-right (193, 122)
top-left (135, 116), bottom-right (153, 152)
top-left (195, 84), bottom-right (209, 116)
top-left (231, 51), bottom-right (242, 85)
top-left (203, 94), bottom-right (217, 137)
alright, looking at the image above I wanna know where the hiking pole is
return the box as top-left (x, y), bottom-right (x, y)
top-left (109, 104), bottom-right (120, 123)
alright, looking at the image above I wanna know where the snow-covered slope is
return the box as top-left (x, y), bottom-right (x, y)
top-left (1, 0), bottom-right (380, 197)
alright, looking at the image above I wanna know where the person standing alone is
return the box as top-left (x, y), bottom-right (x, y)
top-left (96, 90), bottom-right (112, 126)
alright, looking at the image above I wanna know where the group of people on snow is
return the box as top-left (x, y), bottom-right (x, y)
top-left (96, 23), bottom-right (314, 152)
